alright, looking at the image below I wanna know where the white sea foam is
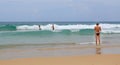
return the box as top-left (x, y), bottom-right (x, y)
top-left (16, 24), bottom-right (94, 30)
top-left (17, 25), bottom-right (39, 30)
top-left (16, 24), bottom-right (120, 33)
top-left (78, 42), bottom-right (96, 45)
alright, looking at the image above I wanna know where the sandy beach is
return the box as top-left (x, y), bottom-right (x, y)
top-left (0, 45), bottom-right (120, 65)
top-left (0, 54), bottom-right (120, 65)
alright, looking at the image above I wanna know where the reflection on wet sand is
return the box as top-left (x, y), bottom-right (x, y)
top-left (96, 46), bottom-right (101, 54)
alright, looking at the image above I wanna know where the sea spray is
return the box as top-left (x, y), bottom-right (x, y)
top-left (0, 23), bottom-right (120, 33)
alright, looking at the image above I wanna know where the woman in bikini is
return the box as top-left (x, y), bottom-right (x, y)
top-left (94, 23), bottom-right (101, 45)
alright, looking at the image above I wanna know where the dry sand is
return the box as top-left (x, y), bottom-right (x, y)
top-left (0, 54), bottom-right (120, 65)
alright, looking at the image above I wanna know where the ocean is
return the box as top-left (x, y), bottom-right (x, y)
top-left (0, 22), bottom-right (120, 59)
top-left (0, 22), bottom-right (120, 45)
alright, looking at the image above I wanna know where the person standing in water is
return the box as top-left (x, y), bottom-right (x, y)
top-left (94, 23), bottom-right (101, 45)
top-left (52, 24), bottom-right (54, 30)
top-left (38, 25), bottom-right (41, 30)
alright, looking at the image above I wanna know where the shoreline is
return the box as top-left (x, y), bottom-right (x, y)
top-left (0, 44), bottom-right (120, 65)
top-left (0, 44), bottom-right (120, 60)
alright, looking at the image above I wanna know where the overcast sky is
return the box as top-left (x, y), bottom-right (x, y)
top-left (0, 0), bottom-right (120, 22)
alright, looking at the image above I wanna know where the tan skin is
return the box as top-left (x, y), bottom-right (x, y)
top-left (52, 24), bottom-right (54, 30)
top-left (39, 25), bottom-right (41, 30)
top-left (94, 24), bottom-right (101, 45)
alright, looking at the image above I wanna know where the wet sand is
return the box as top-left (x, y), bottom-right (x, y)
top-left (0, 44), bottom-right (120, 65)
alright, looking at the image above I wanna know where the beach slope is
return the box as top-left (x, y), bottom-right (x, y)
top-left (0, 54), bottom-right (120, 65)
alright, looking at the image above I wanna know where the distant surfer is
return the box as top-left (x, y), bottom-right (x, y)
top-left (38, 25), bottom-right (41, 30)
top-left (52, 24), bottom-right (55, 30)
top-left (94, 23), bottom-right (101, 45)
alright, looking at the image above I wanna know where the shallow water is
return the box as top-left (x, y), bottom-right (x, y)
top-left (0, 22), bottom-right (120, 59)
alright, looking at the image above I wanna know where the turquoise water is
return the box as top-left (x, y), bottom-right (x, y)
top-left (0, 22), bottom-right (120, 59)
top-left (0, 22), bottom-right (120, 45)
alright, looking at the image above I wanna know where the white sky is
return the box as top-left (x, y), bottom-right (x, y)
top-left (0, 0), bottom-right (120, 21)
